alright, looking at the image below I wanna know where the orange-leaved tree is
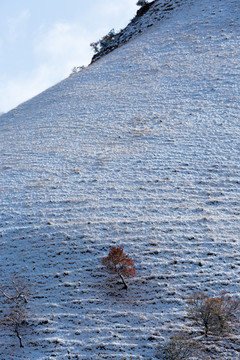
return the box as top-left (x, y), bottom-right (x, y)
top-left (101, 246), bottom-right (135, 289)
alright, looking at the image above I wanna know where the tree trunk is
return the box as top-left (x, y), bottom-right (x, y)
top-left (15, 328), bottom-right (24, 348)
top-left (204, 323), bottom-right (208, 337)
top-left (118, 272), bottom-right (128, 290)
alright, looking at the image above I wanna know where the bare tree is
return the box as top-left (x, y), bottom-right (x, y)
top-left (1, 308), bottom-right (27, 348)
top-left (0, 277), bottom-right (31, 348)
top-left (187, 292), bottom-right (240, 337)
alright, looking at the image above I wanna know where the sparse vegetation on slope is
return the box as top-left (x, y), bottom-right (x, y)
top-left (0, 0), bottom-right (239, 358)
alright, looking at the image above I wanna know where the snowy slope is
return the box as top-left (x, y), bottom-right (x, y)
top-left (91, 0), bottom-right (186, 62)
top-left (0, 0), bottom-right (239, 359)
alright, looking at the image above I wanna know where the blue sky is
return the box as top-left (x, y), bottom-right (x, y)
top-left (0, 0), bottom-right (138, 113)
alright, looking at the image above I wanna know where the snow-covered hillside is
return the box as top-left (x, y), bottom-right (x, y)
top-left (91, 0), bottom-right (185, 62)
top-left (0, 0), bottom-right (239, 359)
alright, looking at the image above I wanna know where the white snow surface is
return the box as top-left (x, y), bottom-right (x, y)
top-left (0, 0), bottom-right (239, 359)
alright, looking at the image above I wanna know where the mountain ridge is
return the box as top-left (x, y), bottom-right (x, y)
top-left (91, 0), bottom-right (187, 63)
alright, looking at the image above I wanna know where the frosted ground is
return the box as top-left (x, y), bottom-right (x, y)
top-left (0, 0), bottom-right (239, 359)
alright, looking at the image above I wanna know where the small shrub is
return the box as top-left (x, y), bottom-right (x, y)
top-left (70, 65), bottom-right (85, 75)
top-left (187, 291), bottom-right (240, 337)
top-left (1, 308), bottom-right (27, 348)
top-left (90, 29), bottom-right (116, 55)
top-left (136, 0), bottom-right (148, 6)
top-left (0, 277), bottom-right (31, 348)
top-left (157, 332), bottom-right (202, 360)
top-left (101, 246), bottom-right (135, 289)
top-left (90, 41), bottom-right (100, 54)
